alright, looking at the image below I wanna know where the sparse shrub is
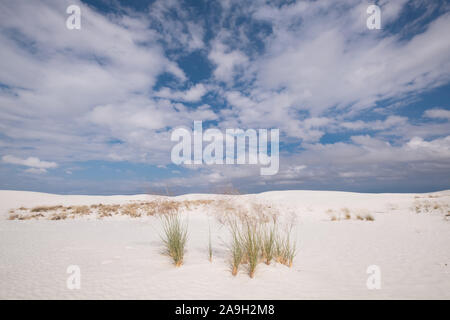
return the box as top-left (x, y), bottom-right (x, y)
top-left (413, 199), bottom-right (448, 216)
top-left (122, 203), bottom-right (141, 218)
top-left (365, 214), bottom-right (374, 221)
top-left (98, 204), bottom-right (120, 217)
top-left (160, 213), bottom-right (188, 267)
top-left (158, 200), bottom-right (181, 215)
top-left (341, 208), bottom-right (351, 219)
top-left (143, 201), bottom-right (159, 216)
top-left (356, 214), bottom-right (364, 220)
top-left (31, 205), bottom-right (63, 212)
top-left (71, 206), bottom-right (90, 215)
top-left (8, 214), bottom-right (20, 220)
top-left (50, 212), bottom-right (67, 220)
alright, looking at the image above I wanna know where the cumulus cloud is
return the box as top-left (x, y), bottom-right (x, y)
top-left (209, 42), bottom-right (248, 83)
top-left (2, 155), bottom-right (58, 173)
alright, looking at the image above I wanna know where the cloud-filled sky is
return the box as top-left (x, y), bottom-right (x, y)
top-left (0, 0), bottom-right (449, 195)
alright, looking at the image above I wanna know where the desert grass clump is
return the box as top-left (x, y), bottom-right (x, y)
top-left (364, 214), bottom-right (375, 221)
top-left (341, 208), bottom-right (351, 220)
top-left (274, 232), bottom-right (283, 263)
top-left (241, 220), bottom-right (261, 278)
top-left (8, 213), bottom-right (20, 220)
top-left (261, 222), bottom-right (276, 265)
top-left (228, 219), bottom-right (244, 275)
top-left (160, 213), bottom-right (188, 267)
top-left (90, 203), bottom-right (104, 209)
top-left (122, 203), bottom-right (141, 218)
top-left (158, 200), bottom-right (182, 215)
top-left (31, 205), bottom-right (63, 213)
top-left (97, 204), bottom-right (120, 218)
top-left (71, 205), bottom-right (90, 216)
top-left (282, 231), bottom-right (296, 267)
top-left (273, 223), bottom-right (296, 267)
top-left (226, 212), bottom-right (297, 277)
top-left (50, 212), bottom-right (68, 220)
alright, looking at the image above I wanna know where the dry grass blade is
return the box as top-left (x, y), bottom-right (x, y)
top-left (208, 225), bottom-right (213, 262)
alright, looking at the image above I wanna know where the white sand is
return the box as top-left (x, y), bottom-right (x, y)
top-left (0, 189), bottom-right (449, 299)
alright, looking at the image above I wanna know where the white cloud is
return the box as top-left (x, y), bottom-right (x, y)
top-left (209, 42), bottom-right (248, 83)
top-left (424, 108), bottom-right (450, 120)
top-left (148, 0), bottom-right (205, 52)
top-left (212, 1), bottom-right (450, 138)
top-left (0, 0), bottom-right (191, 165)
top-left (154, 84), bottom-right (208, 102)
top-left (24, 168), bottom-right (48, 175)
top-left (2, 155), bottom-right (58, 174)
top-left (341, 116), bottom-right (408, 131)
top-left (254, 12), bottom-right (450, 116)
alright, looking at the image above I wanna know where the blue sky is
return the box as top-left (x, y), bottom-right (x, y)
top-left (0, 0), bottom-right (449, 195)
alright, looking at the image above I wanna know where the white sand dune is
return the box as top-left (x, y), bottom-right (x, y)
top-left (0, 189), bottom-right (449, 299)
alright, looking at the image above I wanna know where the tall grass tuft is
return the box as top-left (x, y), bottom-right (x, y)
top-left (160, 213), bottom-right (188, 267)
top-left (282, 228), bottom-right (296, 267)
top-left (274, 233), bottom-right (283, 263)
top-left (226, 213), bottom-right (297, 278)
top-left (242, 220), bottom-right (261, 278)
top-left (273, 223), bottom-right (296, 267)
top-left (229, 219), bottom-right (244, 276)
top-left (262, 222), bottom-right (276, 265)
